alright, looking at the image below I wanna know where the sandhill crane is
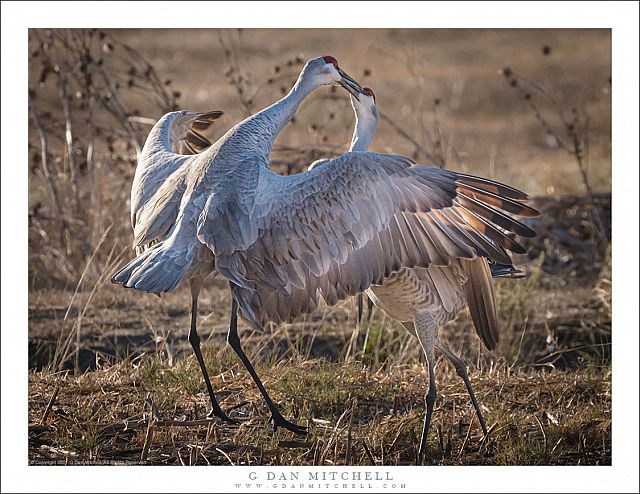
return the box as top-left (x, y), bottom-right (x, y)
top-left (192, 94), bottom-right (538, 438)
top-left (124, 108), bottom-right (237, 422)
top-left (112, 56), bottom-right (365, 433)
top-left (307, 87), bottom-right (379, 170)
top-left (308, 88), bottom-right (379, 326)
top-left (335, 87), bottom-right (537, 455)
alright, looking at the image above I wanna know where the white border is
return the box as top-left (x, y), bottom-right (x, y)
top-left (2, 1), bottom-right (638, 493)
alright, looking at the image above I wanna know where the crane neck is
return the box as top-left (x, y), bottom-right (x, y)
top-left (144, 112), bottom-right (180, 155)
top-left (349, 110), bottom-right (378, 152)
top-left (263, 74), bottom-right (319, 138)
top-left (220, 73), bottom-right (321, 165)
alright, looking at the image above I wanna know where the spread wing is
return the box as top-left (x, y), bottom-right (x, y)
top-left (133, 166), bottom-right (189, 249)
top-left (171, 111), bottom-right (223, 155)
top-left (131, 111), bottom-right (223, 250)
top-left (197, 151), bottom-right (537, 326)
top-left (131, 110), bottom-right (223, 231)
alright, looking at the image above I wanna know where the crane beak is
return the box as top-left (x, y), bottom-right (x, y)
top-left (338, 68), bottom-right (365, 100)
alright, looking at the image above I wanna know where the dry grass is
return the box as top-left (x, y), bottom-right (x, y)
top-left (27, 29), bottom-right (611, 466)
top-left (28, 358), bottom-right (610, 466)
top-left (28, 217), bottom-right (612, 465)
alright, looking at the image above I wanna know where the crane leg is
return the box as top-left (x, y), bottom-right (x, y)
top-left (188, 279), bottom-right (236, 424)
top-left (436, 339), bottom-right (488, 437)
top-left (414, 310), bottom-right (438, 459)
top-left (419, 350), bottom-right (436, 459)
top-left (227, 297), bottom-right (307, 436)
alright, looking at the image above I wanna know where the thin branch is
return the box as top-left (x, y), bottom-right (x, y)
top-left (39, 386), bottom-right (60, 425)
top-left (58, 67), bottom-right (80, 213)
top-left (218, 29), bottom-right (253, 116)
top-left (29, 97), bottom-right (69, 250)
top-left (379, 111), bottom-right (428, 159)
top-left (94, 65), bottom-right (142, 156)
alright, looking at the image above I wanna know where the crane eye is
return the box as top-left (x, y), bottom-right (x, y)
top-left (322, 55), bottom-right (339, 68)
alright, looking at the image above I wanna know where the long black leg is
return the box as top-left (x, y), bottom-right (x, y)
top-left (436, 340), bottom-right (488, 437)
top-left (188, 280), bottom-right (236, 424)
top-left (227, 296), bottom-right (307, 435)
top-left (419, 348), bottom-right (437, 458)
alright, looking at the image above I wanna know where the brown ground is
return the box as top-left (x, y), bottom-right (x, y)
top-left (28, 29), bottom-right (611, 465)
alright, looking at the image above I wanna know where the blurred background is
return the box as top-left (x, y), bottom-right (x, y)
top-left (28, 29), bottom-right (611, 465)
top-left (28, 28), bottom-right (611, 287)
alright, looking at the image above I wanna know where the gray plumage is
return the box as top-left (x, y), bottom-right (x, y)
top-left (112, 56), bottom-right (369, 433)
top-left (111, 58), bottom-right (538, 447)
top-left (115, 110), bottom-right (222, 292)
top-left (113, 57), bottom-right (351, 292)
top-left (295, 89), bottom-right (532, 455)
top-left (129, 110), bottom-right (222, 233)
top-left (209, 152), bottom-right (537, 330)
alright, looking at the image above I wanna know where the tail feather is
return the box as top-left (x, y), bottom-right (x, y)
top-left (461, 258), bottom-right (500, 351)
top-left (111, 242), bottom-right (190, 294)
top-left (231, 285), bottom-right (265, 333)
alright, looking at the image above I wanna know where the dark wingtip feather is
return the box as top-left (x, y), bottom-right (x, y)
top-left (455, 173), bottom-right (529, 200)
top-left (187, 129), bottom-right (212, 149)
top-left (457, 183), bottom-right (540, 219)
top-left (456, 194), bottom-right (537, 238)
top-left (489, 263), bottom-right (526, 278)
top-left (191, 110), bottom-right (224, 131)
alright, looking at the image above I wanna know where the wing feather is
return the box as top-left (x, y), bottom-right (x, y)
top-left (198, 152), bottom-right (536, 326)
top-left (134, 169), bottom-right (188, 247)
top-left (131, 110), bottom-right (223, 237)
top-left (174, 111), bottom-right (223, 154)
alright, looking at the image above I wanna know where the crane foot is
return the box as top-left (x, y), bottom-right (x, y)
top-left (207, 405), bottom-right (238, 425)
top-left (271, 412), bottom-right (307, 436)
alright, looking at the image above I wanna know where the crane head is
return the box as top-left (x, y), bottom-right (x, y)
top-left (350, 86), bottom-right (379, 123)
top-left (301, 56), bottom-right (365, 99)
